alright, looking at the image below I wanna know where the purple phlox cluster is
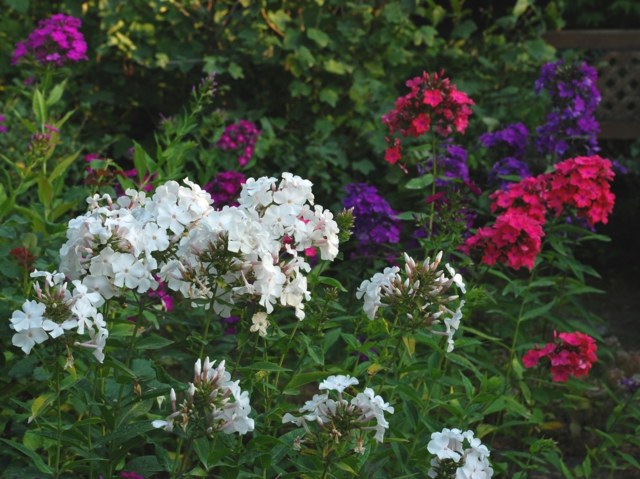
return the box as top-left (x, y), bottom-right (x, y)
top-left (535, 60), bottom-right (601, 158)
top-left (620, 376), bottom-right (639, 394)
top-left (0, 114), bottom-right (7, 134)
top-left (204, 170), bottom-right (247, 208)
top-left (480, 122), bottom-right (529, 157)
top-left (428, 143), bottom-right (470, 187)
top-left (343, 183), bottom-right (401, 249)
top-left (12, 14), bottom-right (88, 67)
top-left (488, 157), bottom-right (532, 189)
top-left (480, 123), bottom-right (531, 189)
top-left (217, 120), bottom-right (260, 167)
top-left (221, 315), bottom-right (241, 335)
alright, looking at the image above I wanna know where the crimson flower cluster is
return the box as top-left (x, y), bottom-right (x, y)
top-left (523, 331), bottom-right (598, 382)
top-left (463, 155), bottom-right (615, 270)
top-left (546, 155), bottom-right (615, 226)
top-left (11, 14), bottom-right (88, 67)
top-left (217, 120), bottom-right (260, 167)
top-left (382, 71), bottom-right (474, 165)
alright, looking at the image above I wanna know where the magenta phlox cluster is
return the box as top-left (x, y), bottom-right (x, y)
top-left (204, 170), bottom-right (246, 208)
top-left (12, 13), bottom-right (88, 67)
top-left (217, 120), bottom-right (260, 166)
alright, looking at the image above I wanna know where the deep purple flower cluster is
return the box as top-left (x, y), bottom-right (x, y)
top-left (343, 183), bottom-right (401, 249)
top-left (217, 120), bottom-right (260, 167)
top-left (480, 123), bottom-right (532, 188)
top-left (11, 14), bottom-right (88, 67)
top-left (0, 115), bottom-right (7, 134)
top-left (488, 157), bottom-right (532, 188)
top-left (535, 61), bottom-right (600, 159)
top-left (221, 316), bottom-right (240, 335)
top-left (204, 170), bottom-right (246, 208)
top-left (430, 144), bottom-right (470, 186)
top-left (480, 122), bottom-right (529, 157)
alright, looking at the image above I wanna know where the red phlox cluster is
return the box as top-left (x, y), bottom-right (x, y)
top-left (464, 155), bottom-right (615, 270)
top-left (523, 331), bottom-right (598, 382)
top-left (546, 155), bottom-right (615, 226)
top-left (382, 71), bottom-right (474, 165)
top-left (490, 176), bottom-right (549, 223)
top-left (461, 210), bottom-right (544, 270)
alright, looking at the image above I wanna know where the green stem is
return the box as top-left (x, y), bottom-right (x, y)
top-left (53, 348), bottom-right (62, 479)
top-left (428, 135), bottom-right (438, 237)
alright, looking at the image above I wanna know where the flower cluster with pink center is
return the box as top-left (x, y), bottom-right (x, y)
top-left (11, 13), bottom-right (88, 67)
top-left (463, 155), bottom-right (615, 270)
top-left (382, 71), bottom-right (474, 165)
top-left (523, 331), bottom-right (598, 382)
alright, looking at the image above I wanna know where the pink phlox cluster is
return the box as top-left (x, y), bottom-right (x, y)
top-left (12, 13), bottom-right (88, 66)
top-left (523, 331), bottom-right (598, 382)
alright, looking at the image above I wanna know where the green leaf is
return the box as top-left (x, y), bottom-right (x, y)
top-left (521, 300), bottom-right (555, 321)
top-left (132, 141), bottom-right (154, 175)
top-left (4, 0), bottom-right (30, 13)
top-left (32, 89), bottom-right (47, 126)
top-left (0, 438), bottom-right (53, 474)
top-left (37, 175), bottom-right (53, 207)
top-left (324, 59), bottom-right (349, 75)
top-left (335, 462), bottom-right (358, 475)
top-left (513, 0), bottom-right (532, 17)
top-left (136, 334), bottom-right (174, 350)
top-left (46, 80), bottom-right (67, 107)
top-left (243, 361), bottom-right (291, 372)
top-left (307, 28), bottom-right (330, 48)
top-left (228, 62), bottom-right (244, 79)
top-left (405, 174), bottom-right (434, 189)
top-left (49, 151), bottom-right (80, 182)
top-left (193, 437), bottom-right (210, 469)
top-left (316, 276), bottom-right (347, 292)
top-left (290, 80), bottom-right (312, 97)
top-left (28, 393), bottom-right (56, 423)
top-left (319, 88), bottom-right (339, 107)
top-left (284, 371), bottom-right (330, 391)
top-left (125, 455), bottom-right (164, 476)
top-left (451, 20), bottom-right (477, 40)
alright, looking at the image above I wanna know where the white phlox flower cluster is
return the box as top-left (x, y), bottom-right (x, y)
top-left (427, 428), bottom-right (494, 479)
top-left (8, 174), bottom-right (341, 361)
top-left (282, 374), bottom-right (394, 450)
top-left (10, 271), bottom-right (106, 363)
top-left (356, 251), bottom-right (466, 352)
top-left (152, 357), bottom-right (254, 436)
